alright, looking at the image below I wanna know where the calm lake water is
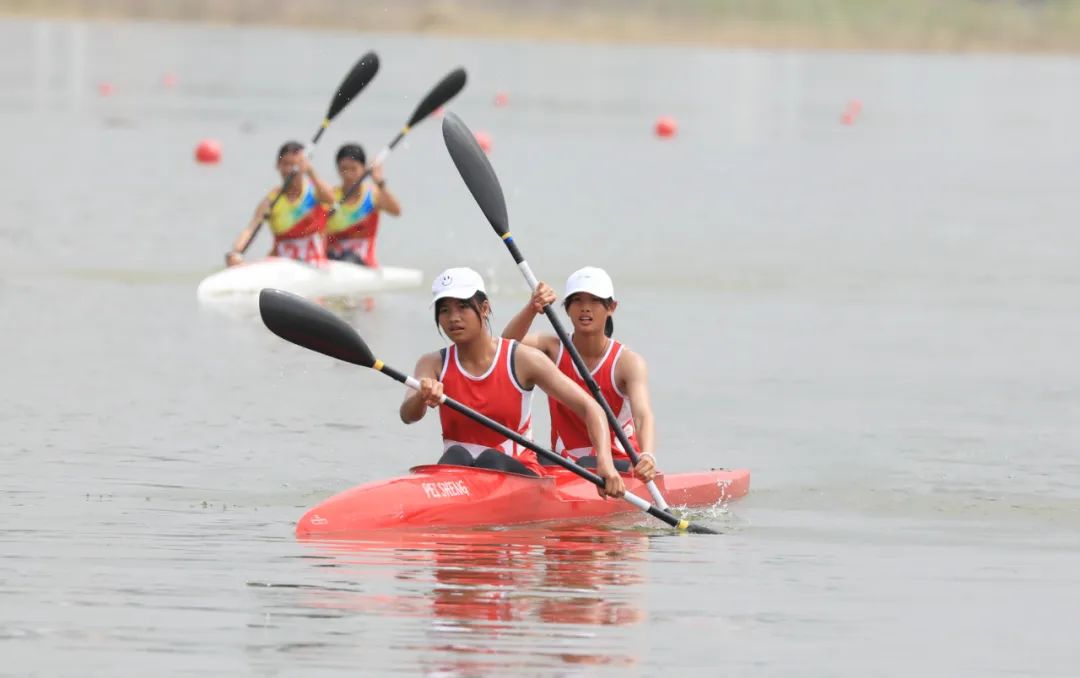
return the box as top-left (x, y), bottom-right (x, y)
top-left (1, 17), bottom-right (1078, 677)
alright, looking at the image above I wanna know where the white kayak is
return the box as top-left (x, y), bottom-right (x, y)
top-left (196, 258), bottom-right (423, 302)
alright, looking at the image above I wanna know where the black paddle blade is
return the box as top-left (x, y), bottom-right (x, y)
top-left (258, 288), bottom-right (376, 368)
top-left (442, 112), bottom-right (510, 237)
top-left (325, 51), bottom-right (380, 121)
top-left (686, 522), bottom-right (721, 535)
top-left (407, 67), bottom-right (467, 127)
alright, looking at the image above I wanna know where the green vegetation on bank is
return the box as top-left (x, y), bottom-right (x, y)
top-left (2, 0), bottom-right (1079, 52)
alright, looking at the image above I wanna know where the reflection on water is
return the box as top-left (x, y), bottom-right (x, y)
top-left (250, 526), bottom-right (650, 673)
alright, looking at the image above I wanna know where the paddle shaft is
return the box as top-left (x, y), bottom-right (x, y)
top-left (436, 112), bottom-right (672, 511)
top-left (496, 235), bottom-right (671, 510)
top-left (374, 361), bottom-right (693, 531)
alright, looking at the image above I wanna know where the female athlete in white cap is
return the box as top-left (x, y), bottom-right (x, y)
top-left (399, 267), bottom-right (626, 498)
top-left (502, 267), bottom-right (657, 482)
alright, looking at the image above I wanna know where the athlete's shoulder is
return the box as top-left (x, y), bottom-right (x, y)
top-left (511, 340), bottom-right (545, 359)
top-left (414, 349), bottom-right (445, 375)
top-left (615, 346), bottom-right (648, 375)
top-left (509, 341), bottom-right (565, 391)
top-left (511, 341), bottom-right (554, 372)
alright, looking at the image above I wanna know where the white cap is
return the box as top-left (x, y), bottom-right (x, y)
top-left (565, 266), bottom-right (615, 300)
top-left (430, 267), bottom-right (486, 307)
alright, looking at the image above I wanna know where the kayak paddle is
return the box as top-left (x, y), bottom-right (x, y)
top-left (441, 111), bottom-right (673, 511)
top-left (258, 287), bottom-right (717, 535)
top-left (328, 67), bottom-right (467, 218)
top-left (237, 51), bottom-right (380, 255)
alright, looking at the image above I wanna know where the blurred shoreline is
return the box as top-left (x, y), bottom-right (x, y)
top-left (3, 0), bottom-right (1080, 53)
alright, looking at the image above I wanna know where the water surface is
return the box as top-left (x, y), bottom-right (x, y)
top-left (1, 19), bottom-right (1078, 676)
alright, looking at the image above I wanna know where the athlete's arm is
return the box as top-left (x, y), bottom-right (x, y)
top-left (617, 351), bottom-right (655, 454)
top-left (226, 196), bottom-right (272, 265)
top-left (371, 164), bottom-right (401, 216)
top-left (515, 346), bottom-right (625, 498)
top-left (298, 155), bottom-right (335, 205)
top-left (501, 282), bottom-right (557, 356)
top-left (617, 350), bottom-right (657, 481)
top-left (399, 352), bottom-right (443, 424)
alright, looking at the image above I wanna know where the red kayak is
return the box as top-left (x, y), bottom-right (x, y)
top-left (297, 465), bottom-right (750, 535)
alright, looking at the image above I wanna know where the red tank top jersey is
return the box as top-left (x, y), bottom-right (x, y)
top-left (548, 339), bottom-right (638, 460)
top-left (438, 338), bottom-right (540, 473)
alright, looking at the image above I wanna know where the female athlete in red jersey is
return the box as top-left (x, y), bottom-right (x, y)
top-left (400, 267), bottom-right (625, 498)
top-left (502, 267), bottom-right (657, 483)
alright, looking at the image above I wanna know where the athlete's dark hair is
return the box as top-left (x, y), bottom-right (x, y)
top-left (563, 293), bottom-right (615, 338)
top-left (277, 140), bottom-right (304, 160)
top-left (336, 143), bottom-right (366, 165)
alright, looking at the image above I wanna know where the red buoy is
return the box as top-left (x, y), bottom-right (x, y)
top-left (195, 139), bottom-right (222, 164)
top-left (841, 99), bottom-right (862, 125)
top-left (494, 91), bottom-right (509, 107)
top-left (97, 81), bottom-right (114, 97)
top-left (654, 116), bottom-right (677, 139)
top-left (163, 73), bottom-right (178, 89)
top-left (474, 131), bottom-right (492, 154)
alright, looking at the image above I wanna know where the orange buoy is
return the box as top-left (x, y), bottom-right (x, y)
top-left (847, 99), bottom-right (863, 115)
top-left (163, 73), bottom-right (178, 88)
top-left (97, 81), bottom-right (114, 97)
top-left (474, 130), bottom-right (492, 154)
top-left (654, 116), bottom-right (677, 139)
top-left (195, 139), bottom-right (222, 164)
top-left (493, 91), bottom-right (509, 107)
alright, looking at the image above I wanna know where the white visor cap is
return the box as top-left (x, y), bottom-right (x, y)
top-left (430, 267), bottom-right (487, 307)
top-left (564, 266), bottom-right (615, 301)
